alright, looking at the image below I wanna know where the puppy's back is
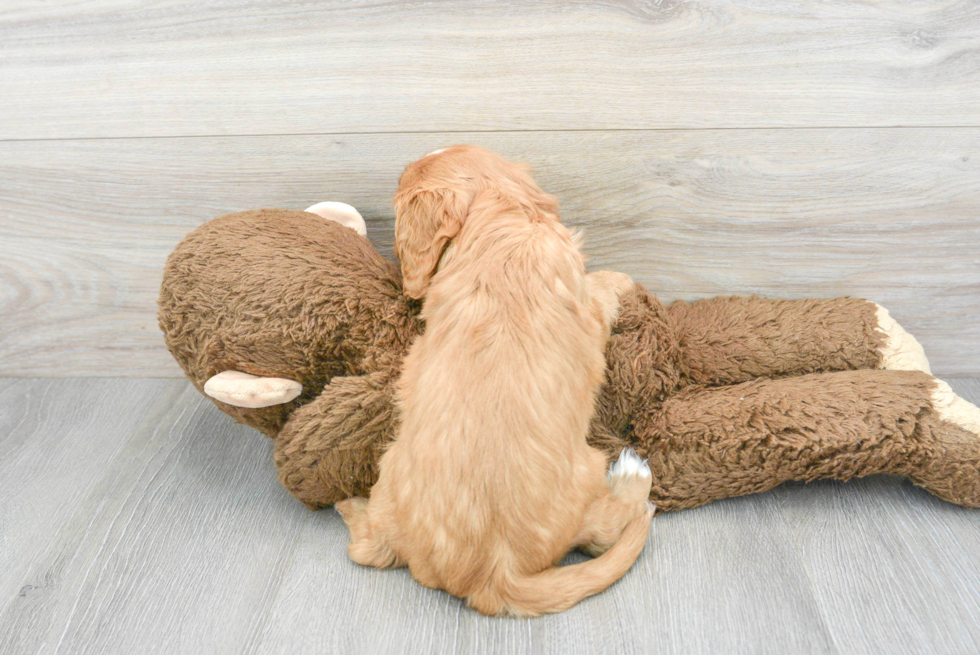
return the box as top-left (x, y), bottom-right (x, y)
top-left (391, 209), bottom-right (609, 602)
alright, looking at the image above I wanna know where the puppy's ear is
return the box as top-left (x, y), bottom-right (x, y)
top-left (394, 188), bottom-right (467, 298)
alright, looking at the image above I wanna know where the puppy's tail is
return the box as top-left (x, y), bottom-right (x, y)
top-left (481, 507), bottom-right (653, 617)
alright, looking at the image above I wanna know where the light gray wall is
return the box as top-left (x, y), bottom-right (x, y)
top-left (2, 1), bottom-right (978, 376)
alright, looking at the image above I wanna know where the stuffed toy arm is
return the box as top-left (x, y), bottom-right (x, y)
top-left (274, 369), bottom-right (398, 509)
top-left (665, 296), bottom-right (930, 387)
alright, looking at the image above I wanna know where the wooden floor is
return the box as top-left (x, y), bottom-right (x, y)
top-left (1, 377), bottom-right (978, 655)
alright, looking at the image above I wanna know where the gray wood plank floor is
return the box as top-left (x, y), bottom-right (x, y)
top-left (2, 378), bottom-right (978, 655)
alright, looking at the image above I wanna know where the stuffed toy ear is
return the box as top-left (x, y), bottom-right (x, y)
top-left (393, 188), bottom-right (467, 298)
top-left (204, 371), bottom-right (302, 408)
top-left (305, 201), bottom-right (367, 237)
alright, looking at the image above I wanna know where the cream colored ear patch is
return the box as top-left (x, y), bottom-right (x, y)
top-left (874, 304), bottom-right (931, 374)
top-left (932, 380), bottom-right (980, 436)
top-left (305, 201), bottom-right (367, 237)
top-left (204, 371), bottom-right (302, 408)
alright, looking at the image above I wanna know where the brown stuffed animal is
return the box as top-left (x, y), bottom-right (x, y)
top-left (159, 206), bottom-right (980, 513)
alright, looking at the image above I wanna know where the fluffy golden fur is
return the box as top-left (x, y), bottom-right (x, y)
top-left (335, 146), bottom-right (653, 616)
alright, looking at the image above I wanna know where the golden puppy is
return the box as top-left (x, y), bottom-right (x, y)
top-left (336, 146), bottom-right (653, 616)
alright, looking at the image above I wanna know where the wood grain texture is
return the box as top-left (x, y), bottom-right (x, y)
top-left (0, 379), bottom-right (311, 655)
top-left (2, 129), bottom-right (977, 376)
top-left (0, 379), bottom-right (182, 606)
top-left (2, 0), bottom-right (980, 139)
top-left (1, 378), bottom-right (979, 654)
top-left (253, 495), bottom-right (837, 655)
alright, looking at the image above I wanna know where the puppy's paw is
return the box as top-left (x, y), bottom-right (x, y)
top-left (336, 497), bottom-right (402, 568)
top-left (336, 497), bottom-right (368, 524)
top-left (586, 271), bottom-right (635, 326)
top-left (606, 448), bottom-right (653, 503)
top-left (336, 497), bottom-right (373, 559)
top-left (874, 303), bottom-right (931, 374)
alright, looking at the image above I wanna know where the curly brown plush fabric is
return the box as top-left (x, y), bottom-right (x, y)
top-left (159, 209), bottom-right (980, 512)
top-left (159, 209), bottom-right (421, 437)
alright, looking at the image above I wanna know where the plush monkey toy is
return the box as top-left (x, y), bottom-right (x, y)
top-left (159, 204), bottom-right (980, 512)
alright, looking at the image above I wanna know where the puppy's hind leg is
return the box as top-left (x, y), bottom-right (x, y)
top-left (576, 449), bottom-right (654, 557)
top-left (335, 497), bottom-right (404, 568)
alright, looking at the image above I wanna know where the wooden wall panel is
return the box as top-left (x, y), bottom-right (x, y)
top-left (2, 129), bottom-right (977, 376)
top-left (2, 1), bottom-right (979, 139)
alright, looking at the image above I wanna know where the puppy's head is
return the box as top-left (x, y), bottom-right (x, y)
top-left (393, 145), bottom-right (558, 298)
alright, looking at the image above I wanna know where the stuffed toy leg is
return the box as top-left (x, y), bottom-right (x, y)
top-left (581, 286), bottom-right (979, 511)
top-left (158, 208), bottom-right (980, 512)
top-left (644, 370), bottom-right (980, 511)
top-left (665, 295), bottom-right (929, 386)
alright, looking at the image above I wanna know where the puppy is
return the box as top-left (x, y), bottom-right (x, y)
top-left (336, 146), bottom-right (653, 616)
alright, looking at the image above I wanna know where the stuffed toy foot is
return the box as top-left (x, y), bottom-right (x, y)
top-left (874, 303), bottom-right (931, 373)
top-left (931, 379), bottom-right (980, 436)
